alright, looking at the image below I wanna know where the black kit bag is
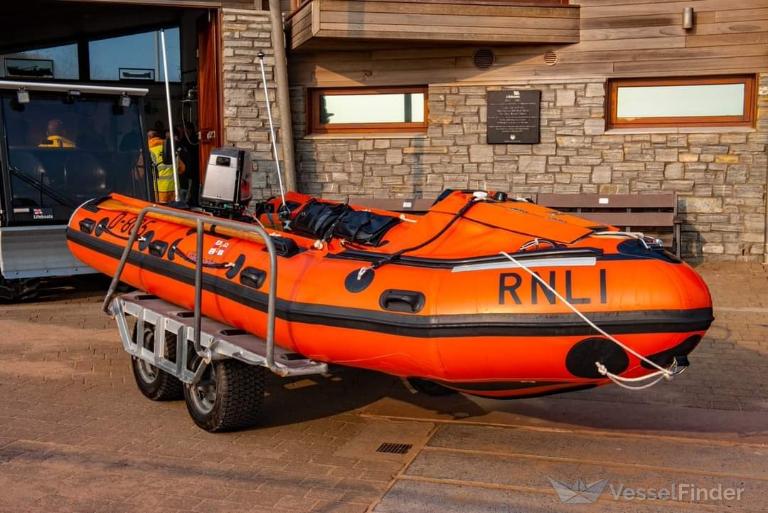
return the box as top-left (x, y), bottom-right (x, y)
top-left (333, 210), bottom-right (401, 246)
top-left (291, 199), bottom-right (349, 239)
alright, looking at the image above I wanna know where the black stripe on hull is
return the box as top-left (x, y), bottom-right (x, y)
top-left (430, 379), bottom-right (599, 399)
top-left (463, 384), bottom-right (599, 400)
top-left (67, 228), bottom-right (714, 339)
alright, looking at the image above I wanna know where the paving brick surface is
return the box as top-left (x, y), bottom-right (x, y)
top-left (369, 262), bottom-right (768, 512)
top-left (1, 264), bottom-right (766, 512)
top-left (0, 279), bottom-right (431, 513)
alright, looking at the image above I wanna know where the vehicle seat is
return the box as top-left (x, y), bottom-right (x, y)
top-left (65, 152), bottom-right (108, 200)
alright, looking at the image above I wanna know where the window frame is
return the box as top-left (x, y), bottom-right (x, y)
top-left (607, 75), bottom-right (757, 129)
top-left (308, 86), bottom-right (429, 135)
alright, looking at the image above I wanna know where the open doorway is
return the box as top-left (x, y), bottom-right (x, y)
top-left (0, 1), bottom-right (223, 206)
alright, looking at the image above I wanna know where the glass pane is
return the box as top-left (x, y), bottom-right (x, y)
top-left (0, 44), bottom-right (78, 80)
top-left (2, 92), bottom-right (150, 223)
top-left (89, 28), bottom-right (180, 82)
top-left (616, 83), bottom-right (745, 118)
top-left (320, 92), bottom-right (425, 124)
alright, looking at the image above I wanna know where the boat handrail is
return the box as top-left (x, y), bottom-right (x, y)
top-left (102, 206), bottom-right (280, 372)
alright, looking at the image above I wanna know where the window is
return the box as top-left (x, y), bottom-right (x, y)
top-left (309, 86), bottom-right (428, 134)
top-left (1, 92), bottom-right (150, 223)
top-left (608, 75), bottom-right (756, 128)
top-left (0, 43), bottom-right (79, 80)
top-left (89, 28), bottom-right (181, 83)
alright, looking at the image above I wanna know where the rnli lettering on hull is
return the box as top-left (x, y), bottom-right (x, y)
top-left (498, 270), bottom-right (608, 305)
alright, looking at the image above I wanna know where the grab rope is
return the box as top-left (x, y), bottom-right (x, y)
top-left (499, 251), bottom-right (679, 390)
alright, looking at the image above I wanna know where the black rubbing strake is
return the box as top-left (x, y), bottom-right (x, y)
top-left (66, 229), bottom-right (715, 339)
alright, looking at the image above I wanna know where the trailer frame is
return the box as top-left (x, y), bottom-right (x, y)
top-left (103, 205), bottom-right (327, 430)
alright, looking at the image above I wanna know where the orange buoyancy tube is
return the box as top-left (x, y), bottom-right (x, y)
top-left (67, 192), bottom-right (713, 398)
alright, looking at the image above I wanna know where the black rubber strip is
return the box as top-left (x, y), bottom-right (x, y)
top-left (329, 246), bottom-right (677, 269)
top-left (329, 248), bottom-right (607, 269)
top-left (67, 229), bottom-right (714, 338)
top-left (433, 379), bottom-right (578, 392)
top-left (475, 384), bottom-right (598, 400)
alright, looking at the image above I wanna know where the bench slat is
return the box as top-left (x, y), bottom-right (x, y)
top-left (348, 197), bottom-right (433, 212)
top-left (569, 212), bottom-right (676, 228)
top-left (537, 193), bottom-right (676, 210)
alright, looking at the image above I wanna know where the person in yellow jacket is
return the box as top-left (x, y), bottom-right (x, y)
top-left (39, 119), bottom-right (76, 148)
top-left (147, 130), bottom-right (185, 203)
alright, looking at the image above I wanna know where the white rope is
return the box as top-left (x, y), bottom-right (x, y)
top-left (499, 251), bottom-right (674, 389)
top-left (357, 266), bottom-right (373, 280)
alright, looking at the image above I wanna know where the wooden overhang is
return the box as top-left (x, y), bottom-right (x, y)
top-left (285, 0), bottom-right (580, 52)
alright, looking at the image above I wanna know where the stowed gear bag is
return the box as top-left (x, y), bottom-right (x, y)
top-left (291, 199), bottom-right (400, 246)
top-left (291, 200), bottom-right (349, 240)
top-left (333, 209), bottom-right (401, 246)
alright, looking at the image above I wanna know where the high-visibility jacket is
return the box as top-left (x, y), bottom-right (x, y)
top-left (148, 137), bottom-right (185, 202)
top-left (39, 135), bottom-right (76, 148)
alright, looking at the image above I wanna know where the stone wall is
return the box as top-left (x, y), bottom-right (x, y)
top-left (221, 8), bottom-right (284, 196)
top-left (291, 75), bottom-right (768, 261)
top-left (219, 9), bottom-right (767, 261)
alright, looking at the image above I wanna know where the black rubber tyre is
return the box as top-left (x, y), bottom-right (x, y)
top-left (130, 324), bottom-right (184, 401)
top-left (0, 275), bottom-right (40, 302)
top-left (183, 360), bottom-right (266, 433)
top-left (407, 377), bottom-right (459, 397)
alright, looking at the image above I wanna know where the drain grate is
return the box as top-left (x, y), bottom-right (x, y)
top-left (376, 442), bottom-right (412, 455)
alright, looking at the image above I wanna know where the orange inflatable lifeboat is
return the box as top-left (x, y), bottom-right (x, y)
top-left (67, 190), bottom-right (713, 398)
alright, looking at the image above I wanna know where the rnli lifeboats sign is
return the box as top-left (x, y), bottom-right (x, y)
top-left (487, 90), bottom-right (541, 145)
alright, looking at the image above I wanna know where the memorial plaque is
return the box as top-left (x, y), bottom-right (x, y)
top-left (486, 89), bottom-right (541, 144)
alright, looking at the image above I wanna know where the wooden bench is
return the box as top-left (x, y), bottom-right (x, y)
top-left (536, 193), bottom-right (682, 258)
top-left (350, 193), bottom-right (682, 257)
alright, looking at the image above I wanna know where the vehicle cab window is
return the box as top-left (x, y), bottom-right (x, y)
top-left (1, 89), bottom-right (152, 225)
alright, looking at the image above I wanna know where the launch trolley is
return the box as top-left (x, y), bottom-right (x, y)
top-left (104, 206), bottom-right (327, 432)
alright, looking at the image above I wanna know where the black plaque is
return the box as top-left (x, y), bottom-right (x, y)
top-left (486, 89), bottom-right (541, 144)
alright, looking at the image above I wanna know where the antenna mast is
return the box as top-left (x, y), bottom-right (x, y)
top-left (258, 51), bottom-right (287, 209)
top-left (160, 29), bottom-right (180, 203)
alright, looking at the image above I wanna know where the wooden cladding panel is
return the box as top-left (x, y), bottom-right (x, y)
top-left (289, 0), bottom-right (768, 87)
top-left (287, 0), bottom-right (580, 50)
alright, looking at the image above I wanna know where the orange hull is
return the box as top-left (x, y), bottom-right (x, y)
top-left (67, 192), bottom-right (713, 398)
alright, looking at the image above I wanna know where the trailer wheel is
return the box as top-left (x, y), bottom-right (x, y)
top-left (0, 276), bottom-right (40, 302)
top-left (130, 324), bottom-right (183, 401)
top-left (183, 359), bottom-right (265, 433)
top-left (407, 378), bottom-right (458, 397)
